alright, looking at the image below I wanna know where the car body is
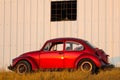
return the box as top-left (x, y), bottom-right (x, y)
top-left (8, 38), bottom-right (114, 74)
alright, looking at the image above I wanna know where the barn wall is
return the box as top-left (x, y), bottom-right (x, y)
top-left (0, 0), bottom-right (120, 69)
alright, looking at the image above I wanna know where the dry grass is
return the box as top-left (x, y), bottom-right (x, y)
top-left (0, 68), bottom-right (120, 80)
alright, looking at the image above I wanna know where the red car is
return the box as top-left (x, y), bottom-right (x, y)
top-left (8, 38), bottom-right (114, 74)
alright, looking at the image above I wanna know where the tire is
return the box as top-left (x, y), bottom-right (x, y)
top-left (15, 61), bottom-right (31, 74)
top-left (78, 59), bottom-right (96, 74)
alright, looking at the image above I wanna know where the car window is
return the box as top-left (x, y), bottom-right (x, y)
top-left (44, 42), bottom-right (52, 51)
top-left (85, 41), bottom-right (96, 49)
top-left (65, 41), bottom-right (84, 51)
top-left (44, 42), bottom-right (64, 51)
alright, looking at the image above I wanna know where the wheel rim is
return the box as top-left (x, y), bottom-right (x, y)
top-left (80, 61), bottom-right (92, 72)
top-left (17, 63), bottom-right (27, 73)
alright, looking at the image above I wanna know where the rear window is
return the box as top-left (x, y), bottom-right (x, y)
top-left (65, 41), bottom-right (84, 51)
top-left (85, 41), bottom-right (96, 49)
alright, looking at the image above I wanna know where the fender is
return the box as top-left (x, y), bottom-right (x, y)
top-left (75, 53), bottom-right (101, 68)
top-left (13, 56), bottom-right (39, 71)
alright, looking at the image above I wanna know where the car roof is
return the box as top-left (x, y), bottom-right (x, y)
top-left (47, 37), bottom-right (86, 42)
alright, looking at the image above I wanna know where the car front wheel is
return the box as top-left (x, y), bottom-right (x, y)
top-left (15, 61), bottom-right (31, 74)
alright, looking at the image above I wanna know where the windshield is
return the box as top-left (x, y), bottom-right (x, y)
top-left (85, 41), bottom-right (96, 49)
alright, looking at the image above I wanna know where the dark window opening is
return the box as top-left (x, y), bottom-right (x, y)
top-left (51, 0), bottom-right (77, 21)
top-left (44, 42), bottom-right (64, 51)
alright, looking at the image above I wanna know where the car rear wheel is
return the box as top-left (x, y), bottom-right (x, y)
top-left (15, 61), bottom-right (31, 74)
top-left (78, 59), bottom-right (96, 74)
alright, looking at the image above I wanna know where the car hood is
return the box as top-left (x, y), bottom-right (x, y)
top-left (20, 50), bottom-right (40, 57)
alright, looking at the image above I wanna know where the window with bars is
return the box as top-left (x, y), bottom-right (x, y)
top-left (51, 0), bottom-right (77, 21)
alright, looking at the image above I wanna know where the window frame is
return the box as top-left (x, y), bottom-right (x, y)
top-left (51, 0), bottom-right (77, 21)
top-left (65, 41), bottom-right (84, 51)
top-left (43, 41), bottom-right (64, 52)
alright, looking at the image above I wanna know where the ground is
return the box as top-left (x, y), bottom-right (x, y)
top-left (0, 68), bottom-right (120, 80)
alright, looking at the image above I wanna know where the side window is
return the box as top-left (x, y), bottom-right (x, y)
top-left (65, 41), bottom-right (84, 51)
top-left (44, 42), bottom-right (64, 51)
top-left (44, 42), bottom-right (52, 51)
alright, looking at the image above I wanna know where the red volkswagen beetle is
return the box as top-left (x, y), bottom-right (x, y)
top-left (8, 38), bottom-right (114, 74)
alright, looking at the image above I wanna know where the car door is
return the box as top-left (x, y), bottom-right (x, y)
top-left (39, 41), bottom-right (64, 68)
top-left (64, 41), bottom-right (84, 68)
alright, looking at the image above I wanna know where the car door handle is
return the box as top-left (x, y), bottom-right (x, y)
top-left (59, 52), bottom-right (63, 54)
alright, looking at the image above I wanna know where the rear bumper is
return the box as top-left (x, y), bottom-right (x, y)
top-left (8, 65), bottom-right (14, 71)
top-left (101, 64), bottom-right (115, 69)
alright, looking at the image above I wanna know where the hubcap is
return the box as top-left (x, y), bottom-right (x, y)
top-left (17, 64), bottom-right (27, 73)
top-left (80, 61), bottom-right (92, 72)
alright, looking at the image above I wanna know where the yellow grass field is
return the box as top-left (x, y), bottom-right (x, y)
top-left (0, 68), bottom-right (120, 80)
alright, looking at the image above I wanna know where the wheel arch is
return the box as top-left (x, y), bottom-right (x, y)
top-left (13, 57), bottom-right (39, 71)
top-left (75, 54), bottom-right (101, 68)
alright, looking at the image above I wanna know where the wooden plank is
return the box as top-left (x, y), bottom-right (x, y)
top-left (44, 0), bottom-right (51, 41)
top-left (17, 0), bottom-right (24, 55)
top-left (77, 0), bottom-right (85, 39)
top-left (10, 0), bottom-right (17, 61)
top-left (84, 0), bottom-right (92, 42)
top-left (99, 0), bottom-right (106, 50)
top-left (113, 0), bottom-right (120, 59)
top-left (51, 22), bottom-right (58, 39)
top-left (37, 0), bottom-right (44, 48)
top-left (64, 21), bottom-right (72, 37)
top-left (71, 21), bottom-right (77, 37)
top-left (30, 0), bottom-right (37, 51)
top-left (91, 0), bottom-right (99, 46)
top-left (57, 22), bottom-right (64, 38)
top-left (106, 0), bottom-right (114, 62)
top-left (4, 0), bottom-right (11, 69)
top-left (0, 0), bottom-right (4, 69)
top-left (24, 0), bottom-right (31, 52)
